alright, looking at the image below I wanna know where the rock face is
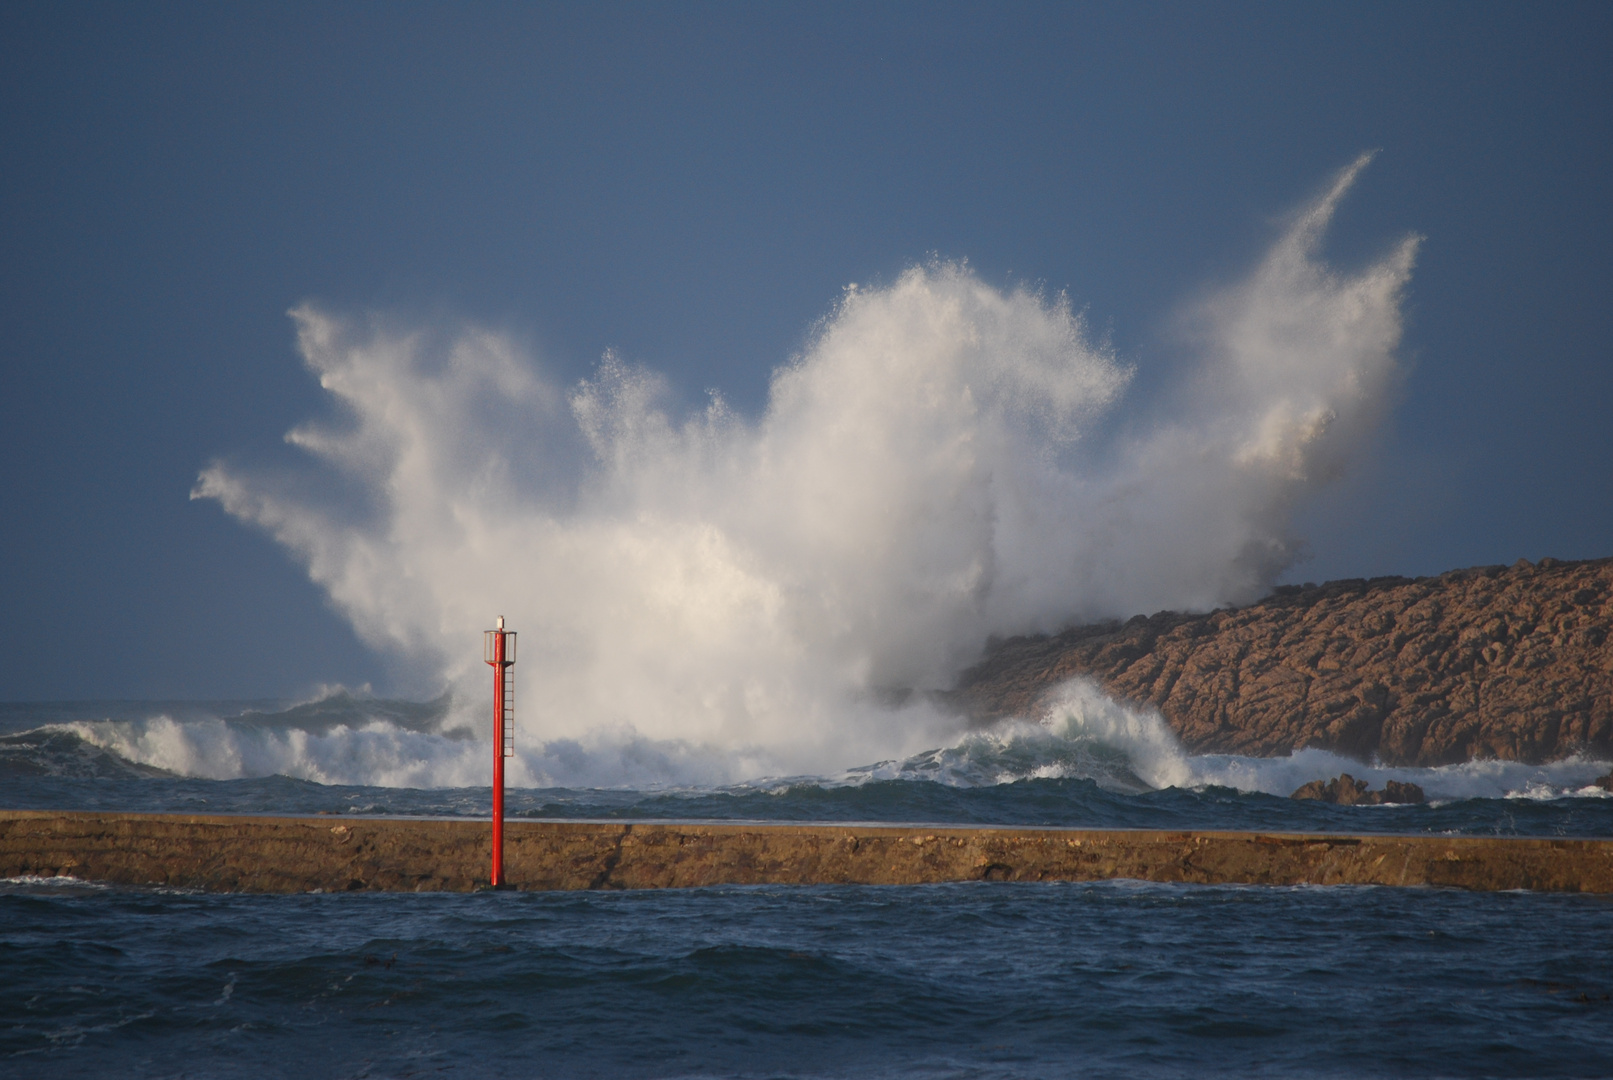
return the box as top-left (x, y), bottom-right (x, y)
top-left (953, 557), bottom-right (1613, 766)
top-left (1291, 774), bottom-right (1426, 805)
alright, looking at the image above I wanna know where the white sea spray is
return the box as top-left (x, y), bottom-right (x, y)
top-left (184, 157), bottom-right (1419, 787)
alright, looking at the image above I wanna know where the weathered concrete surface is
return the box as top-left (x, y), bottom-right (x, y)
top-left (4, 811), bottom-right (1612, 894)
top-left (954, 556), bottom-right (1613, 765)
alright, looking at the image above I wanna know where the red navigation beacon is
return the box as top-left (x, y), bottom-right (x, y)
top-left (483, 616), bottom-right (517, 888)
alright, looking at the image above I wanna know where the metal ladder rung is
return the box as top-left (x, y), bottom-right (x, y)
top-left (501, 666), bottom-right (516, 758)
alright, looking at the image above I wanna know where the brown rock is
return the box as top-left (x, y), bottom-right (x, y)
top-left (1291, 778), bottom-right (1337, 802)
top-left (1293, 775), bottom-right (1365, 804)
top-left (953, 556), bottom-right (1613, 766)
top-left (1379, 780), bottom-right (1427, 805)
top-left (1291, 774), bottom-right (1425, 805)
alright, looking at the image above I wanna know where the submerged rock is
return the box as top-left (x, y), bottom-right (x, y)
top-left (1291, 774), bottom-right (1426, 805)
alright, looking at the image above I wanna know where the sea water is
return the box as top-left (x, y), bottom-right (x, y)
top-left (4, 698), bottom-right (1613, 1078)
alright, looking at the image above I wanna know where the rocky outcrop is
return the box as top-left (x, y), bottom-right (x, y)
top-left (4, 811), bottom-right (1613, 894)
top-left (1291, 774), bottom-right (1425, 805)
top-left (953, 557), bottom-right (1613, 766)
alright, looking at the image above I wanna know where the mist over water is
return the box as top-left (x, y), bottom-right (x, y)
top-left (188, 156), bottom-right (1419, 788)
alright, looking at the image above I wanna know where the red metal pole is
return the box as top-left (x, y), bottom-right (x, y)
top-left (490, 627), bottom-right (506, 887)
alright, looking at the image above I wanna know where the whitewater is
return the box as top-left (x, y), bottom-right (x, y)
top-left (6, 689), bottom-right (1613, 833)
top-left (8, 686), bottom-right (1613, 1080)
top-left (9, 157), bottom-right (1613, 1079)
top-left (181, 153), bottom-right (1422, 790)
top-left (9, 152), bottom-right (1610, 821)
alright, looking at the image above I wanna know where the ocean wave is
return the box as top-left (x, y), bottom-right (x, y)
top-left (833, 679), bottom-right (1613, 802)
top-left (193, 158), bottom-right (1419, 786)
top-left (7, 683), bottom-right (1610, 806)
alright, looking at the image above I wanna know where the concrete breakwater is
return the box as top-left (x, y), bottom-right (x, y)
top-left (4, 811), bottom-right (1613, 894)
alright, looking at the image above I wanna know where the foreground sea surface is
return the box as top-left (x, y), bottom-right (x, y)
top-left (5, 698), bottom-right (1613, 1078)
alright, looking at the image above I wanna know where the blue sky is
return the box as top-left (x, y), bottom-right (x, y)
top-left (2, 2), bottom-right (1609, 699)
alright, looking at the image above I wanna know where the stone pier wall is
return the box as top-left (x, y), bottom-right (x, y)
top-left (4, 812), bottom-right (1612, 894)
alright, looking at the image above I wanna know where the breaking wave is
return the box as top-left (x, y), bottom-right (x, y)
top-left (839, 679), bottom-right (1613, 803)
top-left (189, 156), bottom-right (1420, 786)
top-left (6, 682), bottom-right (1609, 809)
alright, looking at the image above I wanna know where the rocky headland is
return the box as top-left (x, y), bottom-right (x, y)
top-left (954, 557), bottom-right (1613, 767)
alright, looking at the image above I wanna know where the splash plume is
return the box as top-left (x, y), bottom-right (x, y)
top-left (195, 156), bottom-right (1417, 785)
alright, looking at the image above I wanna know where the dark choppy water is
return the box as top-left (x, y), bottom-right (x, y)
top-left (5, 879), bottom-right (1612, 1078)
top-left (5, 698), bottom-right (1613, 1076)
top-left (9, 770), bottom-right (1613, 839)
